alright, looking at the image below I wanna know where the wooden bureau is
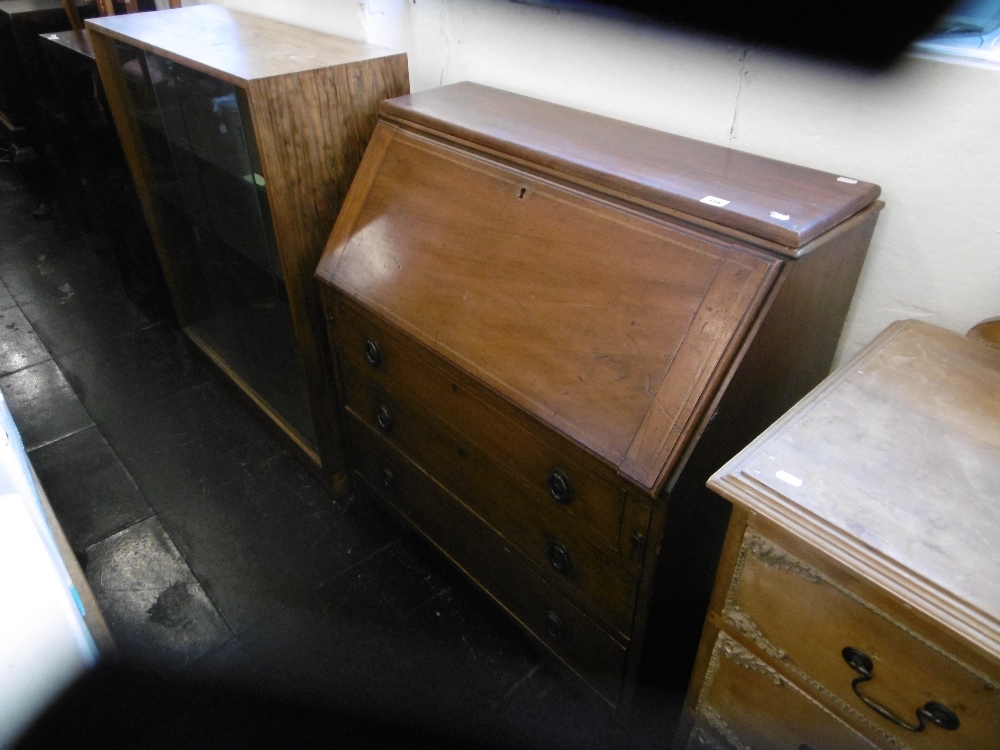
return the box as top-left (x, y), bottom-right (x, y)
top-left (682, 320), bottom-right (1000, 748)
top-left (315, 82), bottom-right (883, 708)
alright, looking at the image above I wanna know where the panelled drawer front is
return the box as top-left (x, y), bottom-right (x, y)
top-left (343, 375), bottom-right (640, 637)
top-left (332, 298), bottom-right (637, 552)
top-left (722, 529), bottom-right (1000, 750)
top-left (689, 630), bottom-right (878, 750)
top-left (346, 413), bottom-right (628, 706)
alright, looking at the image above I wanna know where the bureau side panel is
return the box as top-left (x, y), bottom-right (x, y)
top-left (638, 203), bottom-right (881, 693)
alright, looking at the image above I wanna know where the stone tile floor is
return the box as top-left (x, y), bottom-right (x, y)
top-left (0, 166), bottom-right (680, 748)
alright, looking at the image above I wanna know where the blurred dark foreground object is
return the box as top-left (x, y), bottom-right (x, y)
top-left (15, 660), bottom-right (476, 750)
top-left (526, 0), bottom-right (959, 67)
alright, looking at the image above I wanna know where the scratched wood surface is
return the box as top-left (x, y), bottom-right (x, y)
top-left (711, 320), bottom-right (1000, 662)
top-left (86, 4), bottom-right (403, 87)
top-left (248, 52), bottom-right (408, 481)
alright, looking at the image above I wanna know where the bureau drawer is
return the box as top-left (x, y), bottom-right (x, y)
top-left (688, 630), bottom-right (878, 750)
top-left (343, 377), bottom-right (641, 636)
top-left (720, 529), bottom-right (1000, 750)
top-left (347, 414), bottom-right (628, 706)
top-left (330, 297), bottom-right (646, 554)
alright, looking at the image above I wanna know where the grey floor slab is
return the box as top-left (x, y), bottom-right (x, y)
top-left (0, 306), bottom-right (50, 376)
top-left (0, 359), bottom-right (94, 450)
top-left (84, 516), bottom-right (232, 667)
top-left (30, 426), bottom-right (154, 551)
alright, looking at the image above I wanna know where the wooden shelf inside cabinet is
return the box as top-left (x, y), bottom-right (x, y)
top-left (86, 5), bottom-right (408, 488)
top-left (316, 82), bottom-right (883, 709)
top-left (681, 320), bottom-right (1000, 749)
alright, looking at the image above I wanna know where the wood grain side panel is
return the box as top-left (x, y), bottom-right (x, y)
top-left (247, 54), bottom-right (408, 477)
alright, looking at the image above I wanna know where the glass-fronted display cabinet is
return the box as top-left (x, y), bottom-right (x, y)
top-left (87, 6), bottom-right (408, 489)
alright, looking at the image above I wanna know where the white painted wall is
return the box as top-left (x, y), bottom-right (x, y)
top-left (208, 0), bottom-right (1000, 365)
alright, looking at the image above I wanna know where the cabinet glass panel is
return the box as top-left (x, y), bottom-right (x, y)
top-left (112, 40), bottom-right (316, 447)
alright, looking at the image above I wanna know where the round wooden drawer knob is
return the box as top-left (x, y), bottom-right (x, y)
top-left (544, 610), bottom-right (565, 641)
top-left (547, 469), bottom-right (573, 504)
top-left (364, 338), bottom-right (382, 367)
top-left (548, 541), bottom-right (572, 574)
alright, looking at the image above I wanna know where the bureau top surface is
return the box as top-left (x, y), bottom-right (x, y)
top-left (709, 320), bottom-right (1000, 660)
top-left (379, 83), bottom-right (880, 253)
top-left (86, 5), bottom-right (401, 85)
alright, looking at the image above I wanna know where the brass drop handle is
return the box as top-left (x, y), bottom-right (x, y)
top-left (364, 338), bottom-right (381, 367)
top-left (375, 404), bottom-right (393, 432)
top-left (547, 469), bottom-right (573, 504)
top-left (842, 648), bottom-right (960, 732)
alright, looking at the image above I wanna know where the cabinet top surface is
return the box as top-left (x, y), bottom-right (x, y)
top-left (379, 83), bottom-right (880, 252)
top-left (86, 5), bottom-right (402, 84)
top-left (710, 320), bottom-right (1000, 657)
top-left (319, 109), bottom-right (783, 496)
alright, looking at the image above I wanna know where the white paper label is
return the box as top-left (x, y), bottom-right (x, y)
top-left (837, 176), bottom-right (858, 184)
top-left (775, 470), bottom-right (803, 487)
top-left (700, 195), bottom-right (730, 207)
top-left (769, 211), bottom-right (790, 221)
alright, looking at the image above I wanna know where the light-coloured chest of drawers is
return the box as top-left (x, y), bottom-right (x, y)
top-left (315, 82), bottom-right (883, 708)
top-left (682, 320), bottom-right (1000, 748)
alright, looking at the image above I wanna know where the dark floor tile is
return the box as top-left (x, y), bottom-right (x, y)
top-left (157, 458), bottom-right (400, 634)
top-left (0, 226), bottom-right (118, 306)
top-left (29, 426), bottom-right (153, 550)
top-left (0, 306), bottom-right (50, 375)
top-left (99, 379), bottom-right (286, 510)
top-left (488, 662), bottom-right (623, 750)
top-left (84, 516), bottom-right (232, 667)
top-left (20, 281), bottom-right (158, 357)
top-left (0, 359), bottom-right (93, 450)
top-left (205, 532), bottom-right (550, 747)
top-left (0, 278), bottom-right (15, 311)
top-left (57, 322), bottom-right (213, 424)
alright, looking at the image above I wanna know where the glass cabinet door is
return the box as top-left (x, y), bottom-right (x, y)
top-left (112, 40), bottom-right (316, 448)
